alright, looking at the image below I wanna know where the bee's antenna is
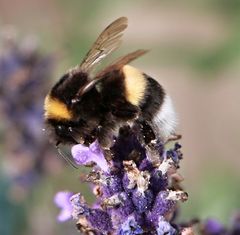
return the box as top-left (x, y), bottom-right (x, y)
top-left (55, 143), bottom-right (78, 169)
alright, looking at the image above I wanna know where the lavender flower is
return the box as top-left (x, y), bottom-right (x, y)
top-left (55, 125), bottom-right (188, 234)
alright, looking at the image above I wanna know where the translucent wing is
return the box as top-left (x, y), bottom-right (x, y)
top-left (76, 49), bottom-right (148, 97)
top-left (95, 49), bottom-right (149, 78)
top-left (79, 17), bottom-right (128, 73)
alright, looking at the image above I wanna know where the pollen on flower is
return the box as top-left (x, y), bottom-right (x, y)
top-left (123, 160), bottom-right (151, 194)
top-left (102, 192), bottom-right (126, 208)
top-left (158, 158), bottom-right (176, 175)
top-left (166, 190), bottom-right (188, 202)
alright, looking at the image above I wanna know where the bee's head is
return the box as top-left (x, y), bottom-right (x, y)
top-left (44, 71), bottom-right (104, 146)
top-left (43, 94), bottom-right (78, 145)
top-left (45, 117), bottom-right (99, 147)
top-left (44, 92), bottom-right (102, 146)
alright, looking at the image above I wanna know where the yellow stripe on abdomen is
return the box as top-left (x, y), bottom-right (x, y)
top-left (122, 65), bottom-right (147, 106)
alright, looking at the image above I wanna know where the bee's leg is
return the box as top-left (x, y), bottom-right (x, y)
top-left (97, 131), bottom-right (113, 149)
top-left (98, 137), bottom-right (114, 162)
top-left (96, 124), bottom-right (116, 161)
top-left (133, 120), bottom-right (164, 164)
top-left (134, 120), bottom-right (156, 145)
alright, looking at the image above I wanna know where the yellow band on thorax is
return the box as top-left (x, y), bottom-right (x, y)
top-left (44, 95), bottom-right (73, 120)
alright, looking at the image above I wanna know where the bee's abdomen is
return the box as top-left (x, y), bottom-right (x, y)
top-left (140, 75), bottom-right (177, 140)
top-left (139, 75), bottom-right (165, 120)
top-left (122, 65), bottom-right (166, 120)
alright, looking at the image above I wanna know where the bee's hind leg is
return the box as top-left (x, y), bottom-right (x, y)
top-left (133, 120), bottom-right (156, 145)
top-left (134, 120), bottom-right (165, 165)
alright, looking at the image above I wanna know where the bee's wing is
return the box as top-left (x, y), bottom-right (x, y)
top-left (95, 49), bottom-right (149, 78)
top-left (77, 49), bottom-right (149, 96)
top-left (76, 49), bottom-right (148, 96)
top-left (77, 17), bottom-right (128, 73)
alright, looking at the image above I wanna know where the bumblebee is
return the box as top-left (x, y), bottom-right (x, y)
top-left (44, 17), bottom-right (178, 155)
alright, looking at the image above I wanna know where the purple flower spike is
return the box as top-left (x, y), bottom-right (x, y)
top-left (54, 191), bottom-right (74, 222)
top-left (53, 119), bottom-right (188, 234)
top-left (71, 140), bottom-right (109, 172)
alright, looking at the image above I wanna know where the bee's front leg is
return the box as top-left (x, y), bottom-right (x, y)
top-left (96, 123), bottom-right (116, 161)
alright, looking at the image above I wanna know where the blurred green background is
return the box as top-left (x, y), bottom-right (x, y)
top-left (0, 0), bottom-right (240, 234)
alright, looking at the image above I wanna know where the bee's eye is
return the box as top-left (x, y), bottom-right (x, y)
top-left (57, 125), bottom-right (68, 133)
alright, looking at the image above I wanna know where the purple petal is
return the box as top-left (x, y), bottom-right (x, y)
top-left (57, 209), bottom-right (72, 222)
top-left (54, 191), bottom-right (74, 222)
top-left (89, 140), bottom-right (102, 154)
top-left (71, 144), bottom-right (93, 165)
top-left (71, 140), bottom-right (109, 172)
top-left (54, 191), bottom-right (73, 208)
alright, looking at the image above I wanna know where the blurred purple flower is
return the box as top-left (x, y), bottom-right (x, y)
top-left (204, 218), bottom-right (225, 235)
top-left (0, 32), bottom-right (55, 195)
top-left (231, 212), bottom-right (240, 235)
top-left (54, 191), bottom-right (73, 222)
